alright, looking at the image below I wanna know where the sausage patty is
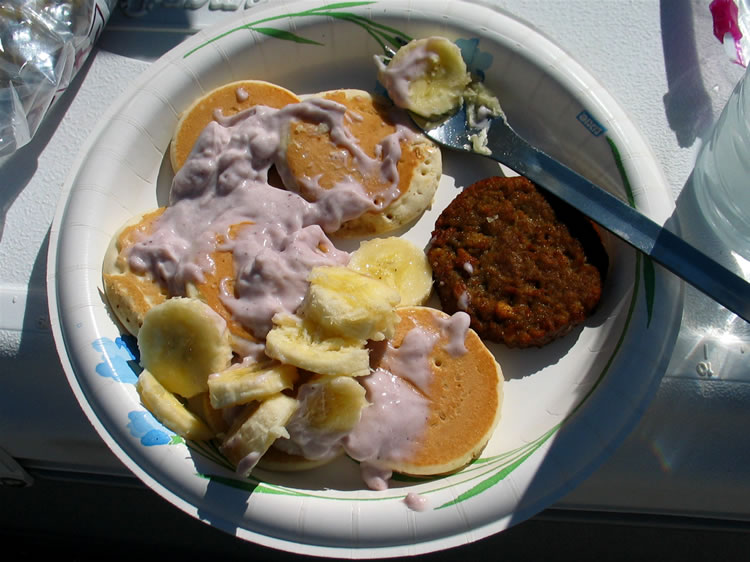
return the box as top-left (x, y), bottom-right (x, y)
top-left (427, 176), bottom-right (607, 348)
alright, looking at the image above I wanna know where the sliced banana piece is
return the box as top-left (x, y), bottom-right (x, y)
top-left (186, 392), bottom-right (230, 436)
top-left (136, 370), bottom-right (215, 441)
top-left (138, 297), bottom-right (233, 398)
top-left (378, 36), bottom-right (471, 117)
top-left (265, 314), bottom-right (370, 377)
top-left (296, 375), bottom-right (368, 434)
top-left (220, 393), bottom-right (299, 476)
top-left (208, 362), bottom-right (299, 409)
top-left (283, 375), bottom-right (369, 461)
top-left (348, 237), bottom-right (433, 306)
top-left (301, 266), bottom-right (400, 341)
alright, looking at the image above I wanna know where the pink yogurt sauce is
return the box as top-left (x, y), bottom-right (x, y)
top-left (342, 311), bottom-right (470, 490)
top-left (404, 492), bottom-right (429, 511)
top-left (276, 311), bottom-right (470, 490)
top-left (125, 97), bottom-right (412, 340)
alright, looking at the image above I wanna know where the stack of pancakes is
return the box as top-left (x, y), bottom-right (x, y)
top-left (102, 78), bottom-right (505, 483)
top-left (104, 80), bottom-right (441, 348)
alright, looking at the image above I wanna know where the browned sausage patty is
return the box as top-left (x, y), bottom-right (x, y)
top-left (428, 176), bottom-right (607, 348)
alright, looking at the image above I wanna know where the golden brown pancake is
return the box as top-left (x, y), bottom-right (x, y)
top-left (184, 222), bottom-right (258, 350)
top-left (374, 306), bottom-right (503, 476)
top-left (170, 80), bottom-right (301, 172)
top-left (102, 209), bottom-right (168, 336)
top-left (280, 89), bottom-right (441, 236)
top-left (102, 211), bottom-right (259, 352)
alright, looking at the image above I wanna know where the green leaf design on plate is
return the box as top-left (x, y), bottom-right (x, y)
top-left (183, 1), bottom-right (411, 59)
top-left (607, 137), bottom-right (655, 325)
top-left (199, 470), bottom-right (401, 501)
top-left (437, 427), bottom-right (559, 509)
top-left (251, 27), bottom-right (324, 45)
top-left (186, 438), bottom-right (235, 472)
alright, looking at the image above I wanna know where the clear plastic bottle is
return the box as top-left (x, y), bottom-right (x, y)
top-left (693, 66), bottom-right (750, 259)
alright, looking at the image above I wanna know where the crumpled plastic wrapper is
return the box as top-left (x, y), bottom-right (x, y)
top-left (0, 0), bottom-right (117, 156)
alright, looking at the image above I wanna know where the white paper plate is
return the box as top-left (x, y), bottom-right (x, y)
top-left (48, 0), bottom-right (683, 557)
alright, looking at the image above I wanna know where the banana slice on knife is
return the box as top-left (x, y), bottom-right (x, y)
top-left (378, 36), bottom-right (471, 117)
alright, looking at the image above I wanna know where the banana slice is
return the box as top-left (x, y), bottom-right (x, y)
top-left (220, 393), bottom-right (299, 476)
top-left (301, 266), bottom-right (400, 341)
top-left (296, 375), bottom-right (369, 434)
top-left (136, 370), bottom-right (215, 441)
top-left (348, 237), bottom-right (433, 306)
top-left (378, 36), bottom-right (471, 117)
top-left (138, 297), bottom-right (233, 398)
top-left (283, 375), bottom-right (369, 461)
top-left (208, 362), bottom-right (299, 409)
top-left (265, 314), bottom-right (371, 377)
top-left (186, 392), bottom-right (230, 436)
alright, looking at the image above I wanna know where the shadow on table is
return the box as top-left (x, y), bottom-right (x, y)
top-left (660, 0), bottom-right (714, 149)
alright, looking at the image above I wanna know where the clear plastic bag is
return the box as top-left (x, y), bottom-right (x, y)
top-left (0, 0), bottom-right (116, 156)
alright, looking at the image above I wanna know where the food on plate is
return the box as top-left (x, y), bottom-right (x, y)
top-left (104, 82), bottom-right (440, 345)
top-left (428, 176), bottom-right (607, 348)
top-left (265, 264), bottom-right (403, 378)
top-left (376, 37), bottom-right (471, 117)
top-left (102, 208), bottom-right (168, 337)
top-left (101, 58), bottom-right (510, 489)
top-left (376, 37), bottom-right (503, 155)
top-left (277, 89), bottom-right (442, 236)
top-left (347, 236), bottom-right (433, 306)
top-left (220, 392), bottom-right (300, 476)
top-left (343, 306), bottom-right (503, 488)
top-left (207, 362), bottom-right (299, 409)
top-left (299, 265), bottom-right (401, 341)
top-left (138, 297), bottom-right (233, 398)
top-left (272, 374), bottom-right (369, 467)
top-left (186, 392), bottom-right (229, 435)
top-left (265, 313), bottom-right (372, 377)
top-left (170, 79), bottom-right (301, 172)
top-left (136, 370), bottom-right (216, 441)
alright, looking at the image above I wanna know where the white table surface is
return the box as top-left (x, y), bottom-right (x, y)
top-left (2, 0), bottom-right (750, 525)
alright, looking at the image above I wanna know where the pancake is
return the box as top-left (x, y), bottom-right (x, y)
top-left (279, 89), bottom-right (441, 237)
top-left (170, 79), bottom-right (301, 173)
top-left (362, 306), bottom-right (503, 477)
top-left (102, 210), bottom-right (259, 353)
top-left (102, 209), bottom-right (168, 337)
